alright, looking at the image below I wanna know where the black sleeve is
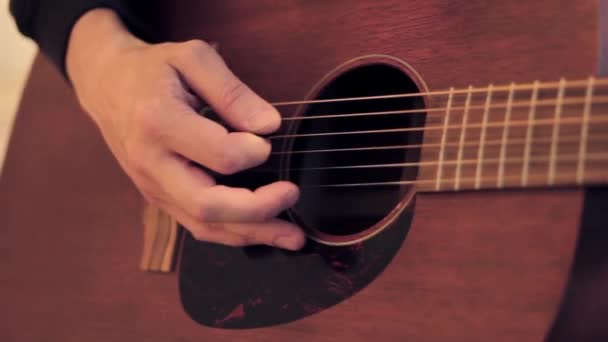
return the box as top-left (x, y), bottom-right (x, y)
top-left (9, 0), bottom-right (160, 78)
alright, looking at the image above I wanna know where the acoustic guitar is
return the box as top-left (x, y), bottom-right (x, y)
top-left (2, 1), bottom-right (608, 340)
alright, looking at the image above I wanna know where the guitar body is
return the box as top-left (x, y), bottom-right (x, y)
top-left (1, 1), bottom-right (607, 341)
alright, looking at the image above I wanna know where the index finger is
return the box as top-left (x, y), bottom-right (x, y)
top-left (168, 40), bottom-right (281, 134)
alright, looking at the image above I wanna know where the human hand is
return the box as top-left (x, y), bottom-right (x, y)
top-left (66, 9), bottom-right (305, 250)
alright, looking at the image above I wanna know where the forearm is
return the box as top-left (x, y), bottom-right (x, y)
top-left (9, 0), bottom-right (157, 78)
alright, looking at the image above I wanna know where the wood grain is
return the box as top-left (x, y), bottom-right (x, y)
top-left (0, 0), bottom-right (601, 340)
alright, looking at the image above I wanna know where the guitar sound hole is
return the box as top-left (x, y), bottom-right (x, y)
top-left (281, 63), bottom-right (426, 244)
top-left (180, 58), bottom-right (425, 330)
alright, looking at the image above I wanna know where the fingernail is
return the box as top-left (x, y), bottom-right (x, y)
top-left (274, 234), bottom-right (305, 251)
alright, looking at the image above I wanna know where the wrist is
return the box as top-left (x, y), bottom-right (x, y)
top-left (66, 8), bottom-right (147, 91)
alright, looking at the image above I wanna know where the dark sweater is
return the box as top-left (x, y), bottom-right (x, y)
top-left (9, 0), bottom-right (159, 77)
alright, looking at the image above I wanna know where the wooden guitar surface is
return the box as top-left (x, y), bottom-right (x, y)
top-left (0, 1), bottom-right (604, 340)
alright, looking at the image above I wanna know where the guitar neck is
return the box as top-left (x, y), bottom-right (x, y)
top-left (417, 77), bottom-right (608, 192)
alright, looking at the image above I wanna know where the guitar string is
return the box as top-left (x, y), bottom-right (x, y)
top-left (298, 170), bottom-right (608, 189)
top-left (270, 134), bottom-right (608, 155)
top-left (270, 77), bottom-right (607, 107)
top-left (255, 151), bottom-right (608, 173)
top-left (278, 95), bottom-right (607, 122)
top-left (269, 114), bottom-right (608, 140)
top-left (257, 78), bottom-right (604, 188)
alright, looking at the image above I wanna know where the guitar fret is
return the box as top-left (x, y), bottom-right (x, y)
top-left (522, 81), bottom-right (540, 186)
top-left (435, 87), bottom-right (454, 191)
top-left (475, 84), bottom-right (493, 189)
top-left (454, 86), bottom-right (473, 190)
top-left (577, 77), bottom-right (595, 184)
top-left (497, 83), bottom-right (515, 188)
top-left (417, 76), bottom-right (608, 193)
top-left (548, 78), bottom-right (566, 185)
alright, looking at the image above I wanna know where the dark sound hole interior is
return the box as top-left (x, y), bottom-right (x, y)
top-left (283, 63), bottom-right (426, 238)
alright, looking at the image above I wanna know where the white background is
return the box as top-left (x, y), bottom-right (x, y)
top-left (0, 0), bottom-right (36, 173)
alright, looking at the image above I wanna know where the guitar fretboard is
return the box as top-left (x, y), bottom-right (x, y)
top-left (416, 77), bottom-right (608, 192)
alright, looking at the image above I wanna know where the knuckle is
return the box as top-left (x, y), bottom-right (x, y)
top-left (219, 80), bottom-right (248, 113)
top-left (183, 39), bottom-right (213, 58)
top-left (133, 103), bottom-right (164, 138)
top-left (166, 40), bottom-right (214, 67)
top-left (156, 41), bottom-right (176, 50)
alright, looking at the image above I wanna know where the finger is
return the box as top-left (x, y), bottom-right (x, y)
top-left (220, 219), bottom-right (306, 251)
top-left (167, 40), bottom-right (281, 134)
top-left (180, 212), bottom-right (306, 251)
top-left (155, 152), bottom-right (299, 223)
top-left (163, 101), bottom-right (271, 175)
top-left (195, 181), bottom-right (300, 222)
top-left (161, 191), bottom-right (305, 250)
